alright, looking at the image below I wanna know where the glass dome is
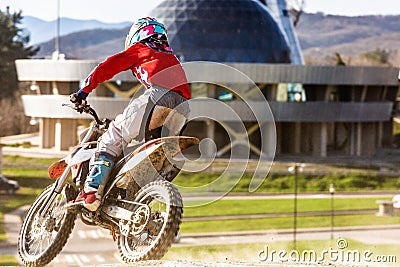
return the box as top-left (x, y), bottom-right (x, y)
top-left (150, 0), bottom-right (292, 63)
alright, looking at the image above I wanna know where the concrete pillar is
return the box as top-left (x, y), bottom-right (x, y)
top-left (55, 119), bottom-right (78, 151)
top-left (52, 81), bottom-right (59, 95)
top-left (349, 123), bottom-right (355, 156)
top-left (55, 120), bottom-right (62, 151)
top-left (41, 118), bottom-right (56, 149)
top-left (321, 123), bottom-right (328, 157)
top-left (261, 122), bottom-right (276, 158)
top-left (360, 85), bottom-right (367, 102)
top-left (275, 122), bottom-right (282, 154)
top-left (356, 122), bottom-right (362, 156)
top-left (205, 120), bottom-right (215, 158)
top-left (312, 123), bottom-right (327, 157)
top-left (205, 84), bottom-right (217, 158)
top-left (362, 123), bottom-right (376, 156)
top-left (294, 122), bottom-right (301, 154)
top-left (301, 123), bottom-right (311, 154)
top-left (377, 122), bottom-right (383, 148)
top-left (265, 84), bottom-right (278, 101)
top-left (52, 81), bottom-right (75, 95)
top-left (325, 85), bottom-right (334, 101)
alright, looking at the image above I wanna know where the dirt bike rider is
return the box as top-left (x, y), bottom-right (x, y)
top-left (69, 17), bottom-right (191, 211)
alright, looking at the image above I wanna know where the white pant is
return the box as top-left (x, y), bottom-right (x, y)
top-left (97, 88), bottom-right (189, 158)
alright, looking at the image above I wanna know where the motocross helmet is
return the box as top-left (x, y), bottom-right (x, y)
top-left (125, 17), bottom-right (169, 50)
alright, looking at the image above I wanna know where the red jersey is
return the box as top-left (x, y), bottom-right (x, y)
top-left (81, 42), bottom-right (191, 99)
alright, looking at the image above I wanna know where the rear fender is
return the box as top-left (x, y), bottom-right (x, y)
top-left (116, 136), bottom-right (198, 178)
top-left (116, 142), bottom-right (164, 178)
top-left (111, 136), bottom-right (199, 189)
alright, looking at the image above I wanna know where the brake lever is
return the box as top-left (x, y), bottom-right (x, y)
top-left (62, 103), bottom-right (90, 114)
top-left (62, 103), bottom-right (103, 125)
top-left (62, 103), bottom-right (76, 109)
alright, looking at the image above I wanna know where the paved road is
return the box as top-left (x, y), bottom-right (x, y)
top-left (47, 221), bottom-right (120, 266)
top-left (5, 208), bottom-right (121, 266)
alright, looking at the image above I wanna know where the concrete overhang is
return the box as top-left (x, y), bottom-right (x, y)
top-left (16, 59), bottom-right (400, 86)
top-left (15, 59), bottom-right (136, 82)
top-left (22, 95), bottom-right (393, 122)
top-left (21, 95), bottom-right (130, 119)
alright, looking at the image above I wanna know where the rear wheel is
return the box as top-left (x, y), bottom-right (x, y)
top-left (18, 185), bottom-right (77, 267)
top-left (117, 179), bottom-right (182, 262)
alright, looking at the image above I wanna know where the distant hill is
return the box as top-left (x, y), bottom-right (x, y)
top-left (36, 27), bottom-right (128, 60)
top-left (32, 13), bottom-right (400, 65)
top-left (22, 16), bottom-right (131, 45)
top-left (296, 13), bottom-right (400, 65)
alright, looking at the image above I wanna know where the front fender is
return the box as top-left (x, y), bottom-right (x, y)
top-left (47, 143), bottom-right (96, 179)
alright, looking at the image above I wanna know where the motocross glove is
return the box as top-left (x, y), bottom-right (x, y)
top-left (70, 90), bottom-right (89, 113)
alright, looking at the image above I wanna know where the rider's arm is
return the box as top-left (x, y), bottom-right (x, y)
top-left (79, 46), bottom-right (141, 95)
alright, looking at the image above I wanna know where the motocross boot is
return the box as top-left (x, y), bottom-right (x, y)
top-left (74, 153), bottom-right (115, 211)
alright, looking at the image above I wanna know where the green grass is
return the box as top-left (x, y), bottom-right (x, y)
top-left (0, 214), bottom-right (5, 241)
top-left (180, 214), bottom-right (400, 233)
top-left (183, 197), bottom-right (389, 217)
top-left (2, 155), bottom-right (400, 193)
top-left (0, 187), bottom-right (48, 266)
top-left (2, 155), bottom-right (57, 167)
top-left (165, 239), bottom-right (400, 265)
top-left (0, 187), bottom-right (47, 242)
top-left (1, 156), bottom-right (55, 190)
top-left (0, 255), bottom-right (19, 266)
top-left (0, 155), bottom-right (54, 244)
top-left (0, 157), bottom-right (63, 241)
top-left (175, 172), bottom-right (400, 193)
top-left (0, 187), bottom-right (48, 213)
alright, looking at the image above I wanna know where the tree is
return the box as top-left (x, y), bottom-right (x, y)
top-left (0, 7), bottom-right (38, 97)
top-left (0, 7), bottom-right (39, 136)
top-left (288, 0), bottom-right (305, 27)
top-left (335, 52), bottom-right (346, 66)
top-left (361, 48), bottom-right (393, 66)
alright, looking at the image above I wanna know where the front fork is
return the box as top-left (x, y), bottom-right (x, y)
top-left (38, 166), bottom-right (72, 217)
top-left (38, 125), bottom-right (99, 217)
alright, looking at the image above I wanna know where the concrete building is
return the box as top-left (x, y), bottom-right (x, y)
top-left (15, 0), bottom-right (400, 159)
top-left (16, 60), bottom-right (399, 158)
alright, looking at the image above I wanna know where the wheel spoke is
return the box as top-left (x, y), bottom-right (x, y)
top-left (32, 235), bottom-right (42, 256)
top-left (18, 185), bottom-right (77, 265)
top-left (45, 231), bottom-right (53, 249)
top-left (118, 180), bottom-right (182, 262)
top-left (26, 236), bottom-right (35, 247)
top-left (38, 234), bottom-right (44, 254)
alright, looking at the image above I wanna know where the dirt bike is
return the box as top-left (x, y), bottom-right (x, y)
top-left (17, 103), bottom-right (198, 266)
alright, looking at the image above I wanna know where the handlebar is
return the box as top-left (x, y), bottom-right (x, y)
top-left (62, 103), bottom-right (104, 125)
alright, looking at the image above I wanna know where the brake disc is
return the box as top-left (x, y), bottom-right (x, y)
top-left (119, 205), bottom-right (151, 237)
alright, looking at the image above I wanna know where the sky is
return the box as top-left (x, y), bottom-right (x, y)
top-left (0, 0), bottom-right (399, 23)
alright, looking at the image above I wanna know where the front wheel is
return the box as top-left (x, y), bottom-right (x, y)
top-left (117, 179), bottom-right (183, 262)
top-left (18, 185), bottom-right (77, 267)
